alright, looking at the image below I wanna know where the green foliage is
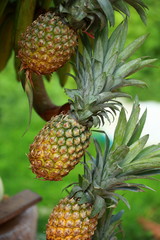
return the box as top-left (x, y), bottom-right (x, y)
top-left (0, 1), bottom-right (160, 239)
top-left (122, 0), bottom-right (160, 101)
top-left (59, 0), bottom-right (147, 28)
top-left (66, 20), bottom-right (154, 130)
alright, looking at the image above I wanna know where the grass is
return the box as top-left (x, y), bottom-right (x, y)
top-left (1, 53), bottom-right (160, 239)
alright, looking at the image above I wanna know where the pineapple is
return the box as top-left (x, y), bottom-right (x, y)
top-left (18, 12), bottom-right (78, 75)
top-left (29, 114), bottom-right (91, 181)
top-left (46, 99), bottom-right (160, 240)
top-left (18, 0), bottom-right (147, 76)
top-left (28, 21), bottom-right (156, 181)
top-left (46, 197), bottom-right (98, 240)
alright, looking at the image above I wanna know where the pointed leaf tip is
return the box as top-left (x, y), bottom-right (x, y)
top-left (97, 0), bottom-right (115, 26)
top-left (21, 71), bottom-right (33, 135)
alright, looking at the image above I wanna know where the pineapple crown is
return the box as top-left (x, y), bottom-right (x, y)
top-left (65, 20), bottom-right (156, 128)
top-left (68, 98), bottom-right (160, 239)
top-left (58, 0), bottom-right (148, 30)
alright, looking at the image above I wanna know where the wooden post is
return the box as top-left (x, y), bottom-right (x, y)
top-left (0, 190), bottom-right (42, 240)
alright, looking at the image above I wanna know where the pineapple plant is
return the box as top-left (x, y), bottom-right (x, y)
top-left (0, 0), bottom-right (148, 121)
top-left (28, 20), bottom-right (156, 181)
top-left (17, 0), bottom-right (147, 78)
top-left (1, 1), bottom-right (159, 239)
top-left (46, 99), bottom-right (160, 240)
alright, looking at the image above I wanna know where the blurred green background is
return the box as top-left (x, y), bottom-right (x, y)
top-left (0, 1), bottom-right (160, 239)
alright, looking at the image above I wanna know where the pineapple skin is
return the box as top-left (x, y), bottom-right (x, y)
top-left (28, 114), bottom-right (91, 181)
top-left (46, 197), bottom-right (98, 240)
top-left (18, 12), bottom-right (78, 75)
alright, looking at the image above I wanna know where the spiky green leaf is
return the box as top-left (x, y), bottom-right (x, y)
top-left (97, 0), bottom-right (114, 26)
top-left (110, 210), bottom-right (124, 224)
top-left (21, 71), bottom-right (33, 135)
top-left (94, 35), bottom-right (104, 63)
top-left (134, 144), bottom-right (160, 160)
top-left (138, 58), bottom-right (157, 70)
top-left (90, 195), bottom-right (106, 218)
top-left (121, 135), bottom-right (149, 166)
top-left (119, 34), bottom-right (148, 61)
top-left (103, 53), bottom-right (118, 75)
top-left (113, 0), bottom-right (130, 16)
top-left (111, 108), bottom-right (127, 151)
top-left (113, 192), bottom-right (130, 209)
top-left (128, 0), bottom-right (147, 24)
top-left (122, 98), bottom-right (140, 145)
top-left (110, 145), bottom-right (129, 165)
top-left (123, 157), bottom-right (160, 174)
top-left (114, 59), bottom-right (141, 78)
top-left (104, 21), bottom-right (127, 66)
top-left (128, 109), bottom-right (147, 145)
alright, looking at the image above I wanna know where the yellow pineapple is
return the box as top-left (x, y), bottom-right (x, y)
top-left (29, 114), bottom-right (91, 181)
top-left (18, 12), bottom-right (78, 75)
top-left (46, 197), bottom-right (98, 240)
top-left (28, 21), bottom-right (156, 181)
top-left (17, 0), bottom-right (147, 77)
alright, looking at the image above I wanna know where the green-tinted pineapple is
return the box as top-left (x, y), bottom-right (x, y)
top-left (46, 197), bottom-right (98, 240)
top-left (28, 21), bottom-right (156, 181)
